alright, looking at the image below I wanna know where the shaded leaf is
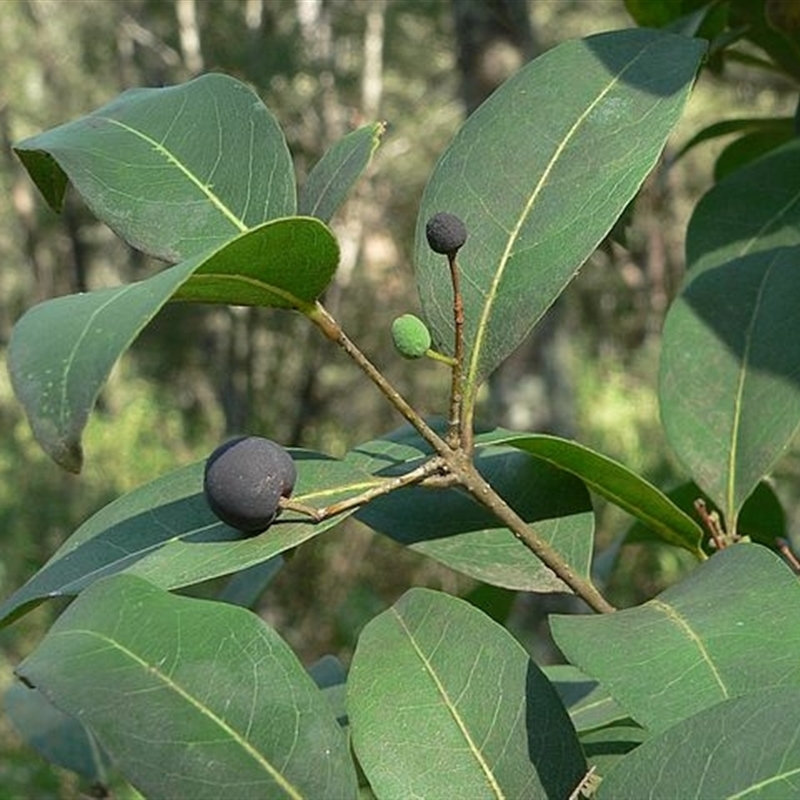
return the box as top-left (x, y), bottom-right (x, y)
top-left (415, 29), bottom-right (704, 401)
top-left (0, 450), bottom-right (369, 628)
top-left (16, 575), bottom-right (358, 800)
top-left (579, 723), bottom-right (647, 779)
top-left (625, 480), bottom-right (786, 551)
top-left (597, 688), bottom-right (800, 799)
top-left (713, 127), bottom-right (796, 181)
top-left (348, 588), bottom-right (586, 800)
top-left (489, 433), bottom-right (704, 557)
top-left (4, 682), bottom-right (111, 785)
top-left (551, 544), bottom-right (800, 734)
top-left (673, 116), bottom-right (794, 163)
top-left (659, 246), bottom-right (800, 525)
top-left (542, 665), bottom-right (629, 734)
top-left (686, 138), bottom-right (800, 276)
top-left (8, 217), bottom-right (338, 471)
top-left (14, 74), bottom-right (295, 263)
top-left (351, 426), bottom-right (594, 592)
top-left (298, 122), bottom-right (385, 222)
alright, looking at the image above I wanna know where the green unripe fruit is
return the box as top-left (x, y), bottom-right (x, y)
top-left (391, 314), bottom-right (432, 359)
top-left (425, 212), bottom-right (467, 256)
top-left (203, 436), bottom-right (296, 535)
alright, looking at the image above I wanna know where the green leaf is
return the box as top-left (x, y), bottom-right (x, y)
top-left (596, 688), bottom-right (800, 799)
top-left (172, 215), bottom-right (339, 308)
top-left (542, 665), bottom-right (629, 734)
top-left (4, 682), bottom-right (111, 785)
top-left (579, 723), bottom-right (647, 779)
top-left (686, 138), bottom-right (800, 276)
top-left (0, 450), bottom-right (369, 628)
top-left (673, 117), bottom-right (795, 163)
top-left (489, 433), bottom-right (704, 557)
top-left (8, 217), bottom-right (338, 471)
top-left (415, 29), bottom-right (704, 403)
top-left (14, 74), bottom-right (295, 262)
top-left (624, 480), bottom-right (786, 551)
top-left (298, 122), bottom-right (385, 222)
top-left (351, 426), bottom-right (594, 592)
top-left (348, 588), bottom-right (586, 799)
top-left (713, 127), bottom-right (797, 181)
top-left (16, 574), bottom-right (358, 800)
top-left (551, 544), bottom-right (800, 734)
top-left (659, 246), bottom-right (800, 526)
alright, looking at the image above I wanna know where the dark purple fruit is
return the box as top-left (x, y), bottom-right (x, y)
top-left (203, 436), bottom-right (296, 534)
top-left (425, 212), bottom-right (467, 256)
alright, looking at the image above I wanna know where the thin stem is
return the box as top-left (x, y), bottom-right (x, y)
top-left (306, 302), bottom-right (451, 457)
top-left (446, 252), bottom-right (467, 450)
top-left (457, 460), bottom-right (616, 614)
top-left (281, 457), bottom-right (447, 522)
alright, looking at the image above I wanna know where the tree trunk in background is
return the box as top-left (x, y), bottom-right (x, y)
top-left (452, 0), bottom-right (574, 437)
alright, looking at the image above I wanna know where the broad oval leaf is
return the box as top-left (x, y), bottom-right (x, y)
top-left (686, 137), bottom-right (800, 276)
top-left (351, 426), bottom-right (594, 592)
top-left (489, 432), bottom-right (704, 557)
top-left (14, 73), bottom-right (295, 262)
top-left (597, 687), bottom-right (800, 799)
top-left (659, 246), bottom-right (800, 526)
top-left (16, 574), bottom-right (358, 800)
top-left (348, 588), bottom-right (586, 800)
top-left (298, 122), bottom-right (385, 222)
top-left (551, 544), bottom-right (800, 734)
top-left (0, 449), bottom-right (369, 629)
top-left (415, 29), bottom-right (705, 401)
top-left (8, 217), bottom-right (339, 471)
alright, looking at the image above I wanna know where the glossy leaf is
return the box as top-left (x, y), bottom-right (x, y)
top-left (415, 29), bottom-right (704, 402)
top-left (551, 544), bottom-right (800, 734)
top-left (8, 217), bottom-right (338, 471)
top-left (0, 450), bottom-right (369, 628)
top-left (14, 74), bottom-right (295, 263)
top-left (625, 480), bottom-right (786, 552)
top-left (352, 426), bottom-right (594, 592)
top-left (686, 138), bottom-right (800, 276)
top-left (597, 688), bottom-right (800, 799)
top-left (4, 682), bottom-right (111, 785)
top-left (298, 122), bottom-right (385, 222)
top-left (488, 432), bottom-right (704, 557)
top-left (16, 574), bottom-right (358, 800)
top-left (348, 588), bottom-right (586, 800)
top-left (659, 246), bottom-right (800, 526)
top-left (171, 215), bottom-right (339, 308)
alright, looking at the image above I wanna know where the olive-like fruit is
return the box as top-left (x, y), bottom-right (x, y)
top-left (203, 436), bottom-right (296, 534)
top-left (391, 314), bottom-right (432, 359)
top-left (425, 212), bottom-right (467, 256)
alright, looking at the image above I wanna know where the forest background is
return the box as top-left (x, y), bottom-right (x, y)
top-left (0, 0), bottom-right (796, 796)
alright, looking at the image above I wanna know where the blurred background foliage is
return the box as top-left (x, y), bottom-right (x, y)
top-left (0, 0), bottom-right (797, 796)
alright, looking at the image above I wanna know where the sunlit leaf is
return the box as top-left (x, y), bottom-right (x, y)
top-left (659, 246), bottom-right (800, 525)
top-left (597, 688), bottom-right (800, 799)
top-left (488, 432), bottom-right (704, 557)
top-left (415, 29), bottom-right (704, 404)
top-left (351, 425), bottom-right (594, 592)
top-left (298, 122), bottom-right (385, 222)
top-left (16, 575), bottom-right (358, 800)
top-left (686, 138), bottom-right (800, 276)
top-left (8, 217), bottom-right (338, 471)
top-left (348, 588), bottom-right (586, 799)
top-left (0, 450), bottom-right (370, 628)
top-left (551, 544), bottom-right (800, 734)
top-left (14, 74), bottom-right (295, 263)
